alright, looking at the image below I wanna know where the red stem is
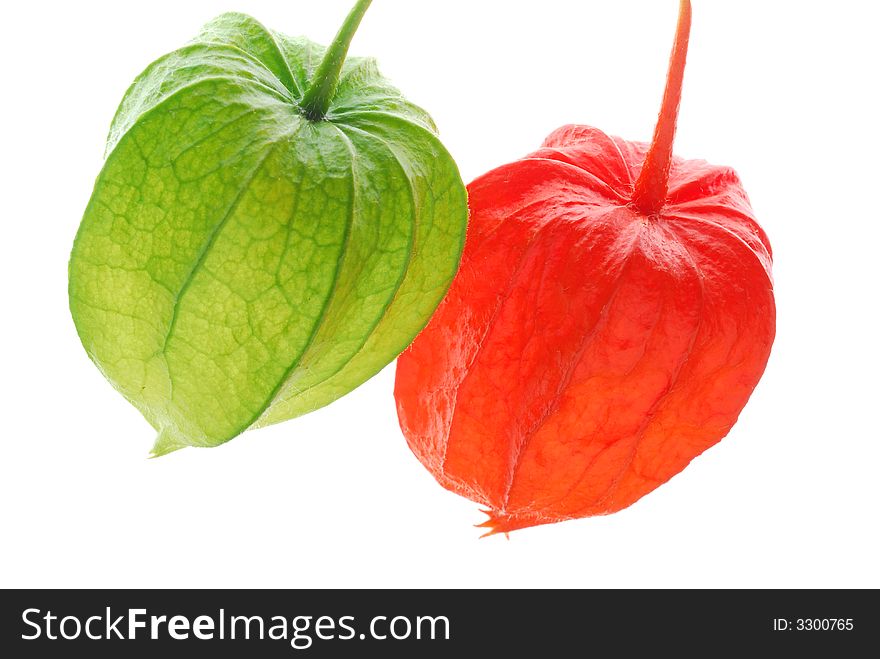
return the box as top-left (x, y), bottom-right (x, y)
top-left (631, 0), bottom-right (692, 214)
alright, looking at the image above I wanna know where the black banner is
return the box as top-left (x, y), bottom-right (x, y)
top-left (1, 589), bottom-right (875, 656)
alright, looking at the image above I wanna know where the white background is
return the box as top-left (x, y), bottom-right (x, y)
top-left (1, 0), bottom-right (878, 588)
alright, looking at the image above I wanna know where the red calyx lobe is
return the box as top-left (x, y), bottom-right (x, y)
top-left (394, 0), bottom-right (775, 534)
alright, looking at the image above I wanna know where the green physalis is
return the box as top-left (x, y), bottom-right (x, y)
top-left (69, 0), bottom-right (467, 456)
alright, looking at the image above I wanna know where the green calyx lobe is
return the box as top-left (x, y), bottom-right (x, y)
top-left (69, 2), bottom-right (468, 456)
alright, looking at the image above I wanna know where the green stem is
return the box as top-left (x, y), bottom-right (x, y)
top-left (631, 0), bottom-right (692, 214)
top-left (300, 0), bottom-right (374, 121)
